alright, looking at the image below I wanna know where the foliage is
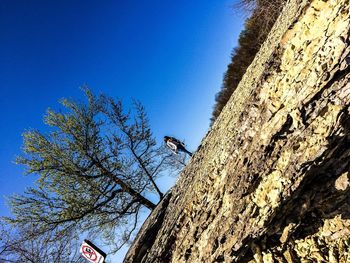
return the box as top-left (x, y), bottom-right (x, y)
top-left (4, 88), bottom-right (179, 253)
top-left (211, 0), bottom-right (287, 123)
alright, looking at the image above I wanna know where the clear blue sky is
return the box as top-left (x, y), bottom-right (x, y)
top-left (0, 0), bottom-right (245, 261)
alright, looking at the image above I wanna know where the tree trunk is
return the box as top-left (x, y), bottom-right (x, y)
top-left (94, 161), bottom-right (157, 210)
top-left (125, 0), bottom-right (350, 262)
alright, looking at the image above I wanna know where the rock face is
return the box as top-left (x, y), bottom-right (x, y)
top-left (125, 0), bottom-right (350, 262)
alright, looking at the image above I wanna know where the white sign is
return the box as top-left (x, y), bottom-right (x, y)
top-left (80, 240), bottom-right (106, 263)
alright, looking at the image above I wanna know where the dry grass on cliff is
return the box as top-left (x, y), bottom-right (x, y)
top-left (211, 0), bottom-right (287, 124)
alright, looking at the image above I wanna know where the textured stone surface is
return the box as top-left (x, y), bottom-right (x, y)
top-left (125, 0), bottom-right (350, 262)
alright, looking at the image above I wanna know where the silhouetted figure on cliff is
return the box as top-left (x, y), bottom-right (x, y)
top-left (164, 136), bottom-right (192, 157)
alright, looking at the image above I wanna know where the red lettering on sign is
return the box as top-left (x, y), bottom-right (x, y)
top-left (82, 245), bottom-right (98, 261)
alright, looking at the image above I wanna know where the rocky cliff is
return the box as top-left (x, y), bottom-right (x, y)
top-left (125, 0), bottom-right (350, 262)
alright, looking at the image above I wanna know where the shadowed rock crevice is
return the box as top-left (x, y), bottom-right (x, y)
top-left (238, 125), bottom-right (350, 262)
top-left (124, 191), bottom-right (172, 263)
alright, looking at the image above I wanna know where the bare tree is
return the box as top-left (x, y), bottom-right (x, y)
top-left (0, 221), bottom-right (83, 263)
top-left (234, 0), bottom-right (287, 43)
top-left (4, 88), bottom-right (180, 253)
top-left (211, 0), bottom-right (287, 123)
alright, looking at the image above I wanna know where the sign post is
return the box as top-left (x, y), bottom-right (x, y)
top-left (80, 240), bottom-right (107, 263)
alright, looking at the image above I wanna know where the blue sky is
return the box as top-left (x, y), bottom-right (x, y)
top-left (0, 0), bottom-right (245, 261)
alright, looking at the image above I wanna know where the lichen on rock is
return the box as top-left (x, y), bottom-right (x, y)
top-left (124, 0), bottom-right (350, 262)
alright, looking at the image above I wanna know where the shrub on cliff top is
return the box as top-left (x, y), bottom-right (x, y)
top-left (211, 0), bottom-right (287, 123)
